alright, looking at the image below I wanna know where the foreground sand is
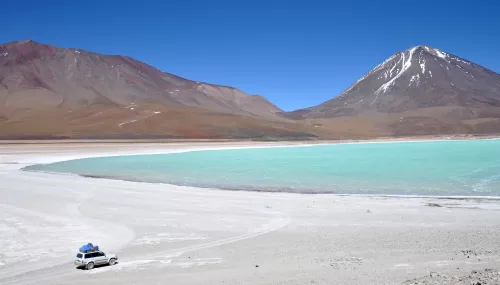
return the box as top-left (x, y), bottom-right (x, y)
top-left (1, 142), bottom-right (500, 285)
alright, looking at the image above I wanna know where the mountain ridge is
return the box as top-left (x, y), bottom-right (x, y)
top-left (3, 39), bottom-right (261, 93)
top-left (1, 40), bottom-right (500, 139)
top-left (0, 39), bottom-right (327, 139)
top-left (0, 39), bottom-right (283, 119)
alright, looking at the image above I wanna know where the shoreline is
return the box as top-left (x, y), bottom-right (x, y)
top-left (2, 141), bottom-right (500, 285)
top-left (1, 133), bottom-right (499, 145)
top-left (12, 135), bottom-right (500, 165)
top-left (23, 169), bottom-right (500, 200)
top-left (19, 137), bottom-right (500, 200)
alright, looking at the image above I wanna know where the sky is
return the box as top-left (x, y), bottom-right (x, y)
top-left (2, 0), bottom-right (499, 111)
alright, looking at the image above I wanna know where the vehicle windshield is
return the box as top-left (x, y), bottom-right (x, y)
top-left (76, 253), bottom-right (82, 258)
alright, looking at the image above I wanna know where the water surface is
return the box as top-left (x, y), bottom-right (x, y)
top-left (25, 140), bottom-right (500, 196)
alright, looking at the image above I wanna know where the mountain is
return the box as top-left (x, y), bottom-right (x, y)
top-left (2, 41), bottom-right (499, 140)
top-left (0, 40), bottom-right (282, 118)
top-left (287, 45), bottom-right (500, 136)
top-left (0, 40), bottom-right (322, 139)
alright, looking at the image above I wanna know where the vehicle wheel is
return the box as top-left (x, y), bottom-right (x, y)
top-left (86, 262), bottom-right (95, 270)
top-left (109, 258), bottom-right (116, 266)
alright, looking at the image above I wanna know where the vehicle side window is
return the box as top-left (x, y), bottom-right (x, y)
top-left (95, 252), bottom-right (105, 257)
top-left (84, 254), bottom-right (91, 259)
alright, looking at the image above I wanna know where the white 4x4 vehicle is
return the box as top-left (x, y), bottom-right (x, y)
top-left (75, 251), bottom-right (118, 270)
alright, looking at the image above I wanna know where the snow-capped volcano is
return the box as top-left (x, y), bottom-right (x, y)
top-left (289, 45), bottom-right (500, 118)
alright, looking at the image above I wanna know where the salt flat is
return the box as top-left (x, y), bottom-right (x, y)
top-left (1, 142), bottom-right (500, 285)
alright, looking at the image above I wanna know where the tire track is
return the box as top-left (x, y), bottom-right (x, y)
top-left (89, 209), bottom-right (291, 274)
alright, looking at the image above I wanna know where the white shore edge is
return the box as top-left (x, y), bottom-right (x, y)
top-left (1, 140), bottom-right (500, 285)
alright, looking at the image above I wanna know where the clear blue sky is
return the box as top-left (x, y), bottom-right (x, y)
top-left (2, 0), bottom-right (499, 111)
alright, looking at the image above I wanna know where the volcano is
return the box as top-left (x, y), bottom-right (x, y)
top-left (287, 45), bottom-right (500, 136)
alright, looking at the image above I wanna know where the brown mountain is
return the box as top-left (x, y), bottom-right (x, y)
top-left (0, 40), bottom-right (284, 118)
top-left (287, 45), bottom-right (500, 136)
top-left (0, 40), bottom-right (324, 139)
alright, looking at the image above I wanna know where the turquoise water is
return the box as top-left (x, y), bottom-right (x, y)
top-left (25, 140), bottom-right (500, 196)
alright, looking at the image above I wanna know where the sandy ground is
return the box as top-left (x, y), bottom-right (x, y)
top-left (1, 142), bottom-right (500, 285)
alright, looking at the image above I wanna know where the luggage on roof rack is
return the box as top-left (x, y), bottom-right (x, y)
top-left (79, 243), bottom-right (99, 253)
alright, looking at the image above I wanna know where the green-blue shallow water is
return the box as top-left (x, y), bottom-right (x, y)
top-left (25, 140), bottom-right (500, 196)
